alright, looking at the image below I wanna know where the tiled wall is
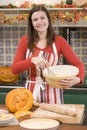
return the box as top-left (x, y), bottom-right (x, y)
top-left (0, 26), bottom-right (87, 83)
top-left (0, 27), bottom-right (27, 66)
top-left (70, 28), bottom-right (87, 80)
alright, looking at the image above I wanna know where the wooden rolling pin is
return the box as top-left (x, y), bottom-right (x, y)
top-left (34, 102), bottom-right (77, 116)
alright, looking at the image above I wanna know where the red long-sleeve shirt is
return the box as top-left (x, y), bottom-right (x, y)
top-left (11, 35), bottom-right (85, 83)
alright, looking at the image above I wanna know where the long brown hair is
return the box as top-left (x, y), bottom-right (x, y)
top-left (27, 5), bottom-right (55, 52)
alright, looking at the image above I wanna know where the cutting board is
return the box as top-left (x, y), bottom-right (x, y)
top-left (31, 104), bottom-right (85, 124)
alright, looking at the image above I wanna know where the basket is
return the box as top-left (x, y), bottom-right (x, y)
top-left (42, 65), bottom-right (79, 88)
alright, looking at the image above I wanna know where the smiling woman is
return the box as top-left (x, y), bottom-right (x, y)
top-left (11, 5), bottom-right (85, 105)
top-left (31, 11), bottom-right (49, 34)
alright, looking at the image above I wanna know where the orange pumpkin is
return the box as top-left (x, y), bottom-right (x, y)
top-left (5, 88), bottom-right (34, 112)
top-left (0, 66), bottom-right (19, 83)
top-left (15, 110), bottom-right (32, 118)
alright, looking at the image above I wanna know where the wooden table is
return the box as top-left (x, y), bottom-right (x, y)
top-left (0, 105), bottom-right (87, 130)
top-left (0, 124), bottom-right (87, 130)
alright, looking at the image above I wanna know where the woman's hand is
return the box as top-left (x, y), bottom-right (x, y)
top-left (31, 56), bottom-right (48, 69)
top-left (58, 77), bottom-right (80, 89)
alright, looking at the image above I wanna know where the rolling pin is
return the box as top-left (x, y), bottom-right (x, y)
top-left (34, 102), bottom-right (77, 116)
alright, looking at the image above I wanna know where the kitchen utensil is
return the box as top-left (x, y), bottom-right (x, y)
top-left (0, 113), bottom-right (15, 125)
top-left (19, 118), bottom-right (59, 130)
top-left (43, 65), bottom-right (79, 88)
top-left (31, 104), bottom-right (85, 124)
top-left (47, 66), bottom-right (56, 76)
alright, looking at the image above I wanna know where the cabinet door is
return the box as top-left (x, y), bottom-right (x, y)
top-left (0, 93), bottom-right (7, 104)
top-left (0, 88), bottom-right (14, 104)
top-left (63, 89), bottom-right (87, 109)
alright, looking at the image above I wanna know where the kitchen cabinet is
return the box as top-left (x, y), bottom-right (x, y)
top-left (0, 86), bottom-right (87, 110)
top-left (0, 88), bottom-right (12, 104)
top-left (63, 88), bottom-right (87, 109)
top-left (0, 86), bottom-right (23, 104)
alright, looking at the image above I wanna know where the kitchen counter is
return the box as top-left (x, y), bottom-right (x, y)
top-left (0, 123), bottom-right (87, 130)
top-left (0, 105), bottom-right (87, 130)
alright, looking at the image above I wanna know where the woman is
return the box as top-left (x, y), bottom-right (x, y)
top-left (11, 5), bottom-right (85, 104)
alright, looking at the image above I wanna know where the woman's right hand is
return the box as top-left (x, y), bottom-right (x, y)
top-left (58, 76), bottom-right (80, 89)
top-left (31, 56), bottom-right (48, 69)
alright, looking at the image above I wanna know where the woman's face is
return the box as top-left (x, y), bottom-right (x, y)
top-left (31, 11), bottom-right (49, 33)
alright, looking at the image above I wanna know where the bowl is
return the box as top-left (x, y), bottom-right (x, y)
top-left (0, 113), bottom-right (15, 125)
top-left (42, 65), bottom-right (79, 88)
top-left (19, 118), bottom-right (59, 130)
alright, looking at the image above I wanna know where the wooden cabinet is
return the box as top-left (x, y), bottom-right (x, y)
top-left (63, 88), bottom-right (87, 110)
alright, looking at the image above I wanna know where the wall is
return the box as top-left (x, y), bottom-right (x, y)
top-left (0, 26), bottom-right (87, 76)
top-left (0, 0), bottom-right (87, 83)
top-left (0, 26), bottom-right (27, 66)
top-left (0, 0), bottom-right (76, 6)
top-left (0, 0), bottom-right (32, 6)
top-left (70, 28), bottom-right (87, 82)
top-left (0, 0), bottom-right (59, 6)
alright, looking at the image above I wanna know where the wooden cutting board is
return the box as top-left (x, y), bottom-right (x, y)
top-left (31, 104), bottom-right (85, 124)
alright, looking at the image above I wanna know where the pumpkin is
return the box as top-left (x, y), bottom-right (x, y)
top-left (5, 88), bottom-right (34, 112)
top-left (0, 66), bottom-right (19, 83)
top-left (15, 110), bottom-right (32, 118)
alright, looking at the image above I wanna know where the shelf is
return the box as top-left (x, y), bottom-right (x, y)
top-left (0, 7), bottom-right (86, 11)
top-left (0, 8), bottom-right (87, 27)
top-left (53, 19), bottom-right (87, 27)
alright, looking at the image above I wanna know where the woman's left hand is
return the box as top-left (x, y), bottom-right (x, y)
top-left (58, 77), bottom-right (80, 89)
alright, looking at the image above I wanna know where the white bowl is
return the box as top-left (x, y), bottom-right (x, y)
top-left (42, 65), bottom-right (79, 88)
top-left (0, 113), bottom-right (15, 125)
top-left (19, 118), bottom-right (59, 130)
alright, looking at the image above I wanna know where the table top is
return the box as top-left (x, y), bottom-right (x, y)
top-left (0, 124), bottom-right (87, 130)
top-left (0, 105), bottom-right (87, 130)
